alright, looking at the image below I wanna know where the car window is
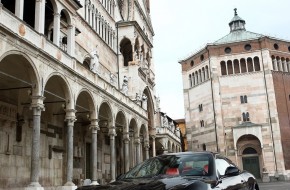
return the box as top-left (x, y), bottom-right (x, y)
top-left (121, 153), bottom-right (213, 179)
top-left (215, 156), bottom-right (238, 177)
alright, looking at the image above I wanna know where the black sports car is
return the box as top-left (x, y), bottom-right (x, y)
top-left (76, 151), bottom-right (259, 190)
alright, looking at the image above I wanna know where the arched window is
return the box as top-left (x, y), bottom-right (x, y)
top-left (195, 71), bottom-right (198, 84)
top-left (2, 0), bottom-right (15, 14)
top-left (23, 0), bottom-right (36, 28)
top-left (205, 66), bottom-right (209, 79)
top-left (44, 0), bottom-right (54, 41)
top-left (120, 38), bottom-right (133, 66)
top-left (220, 61), bottom-right (227, 75)
top-left (277, 57), bottom-right (282, 71)
top-left (240, 58), bottom-right (247, 73)
top-left (202, 67), bottom-right (205, 82)
top-left (227, 60), bottom-right (233, 75)
top-left (242, 112), bottom-right (250, 122)
top-left (198, 69), bottom-right (202, 83)
top-left (244, 95), bottom-right (248, 103)
top-left (243, 147), bottom-right (257, 154)
top-left (254, 57), bottom-right (260, 71)
top-left (247, 57), bottom-right (253, 72)
top-left (234, 59), bottom-right (240, 74)
top-left (192, 73), bottom-right (195, 86)
top-left (202, 144), bottom-right (206, 151)
top-left (189, 74), bottom-right (192, 87)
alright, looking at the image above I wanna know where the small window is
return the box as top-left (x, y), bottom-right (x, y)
top-left (200, 55), bottom-right (204, 61)
top-left (202, 144), bottom-right (206, 151)
top-left (289, 94), bottom-right (290, 101)
top-left (240, 95), bottom-right (248, 104)
top-left (200, 120), bottom-right (205, 127)
top-left (242, 112), bottom-right (250, 122)
top-left (199, 104), bottom-right (203, 112)
top-left (288, 46), bottom-right (290, 52)
top-left (190, 60), bottom-right (194, 67)
top-left (244, 44), bottom-right (252, 51)
top-left (224, 47), bottom-right (231, 54)
top-left (274, 43), bottom-right (279, 50)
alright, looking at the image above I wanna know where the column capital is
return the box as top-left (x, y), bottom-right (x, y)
top-left (53, 13), bottom-right (61, 17)
top-left (123, 132), bottom-right (130, 142)
top-left (150, 135), bottom-right (156, 140)
top-left (134, 138), bottom-right (141, 144)
top-left (90, 119), bottom-right (100, 133)
top-left (108, 126), bottom-right (116, 136)
top-left (30, 95), bottom-right (45, 112)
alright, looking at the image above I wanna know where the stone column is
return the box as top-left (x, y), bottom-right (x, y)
top-left (90, 119), bottom-right (99, 185)
top-left (272, 58), bottom-right (277, 71)
top-left (15, 0), bottom-right (24, 19)
top-left (35, 0), bottom-right (45, 34)
top-left (151, 135), bottom-right (156, 157)
top-left (67, 25), bottom-right (75, 57)
top-left (132, 43), bottom-right (135, 61)
top-left (135, 138), bottom-right (141, 164)
top-left (144, 141), bottom-right (150, 160)
top-left (53, 13), bottom-right (61, 46)
top-left (123, 132), bottom-right (130, 172)
top-left (92, 10), bottom-right (95, 29)
top-left (109, 126), bottom-right (116, 182)
top-left (27, 96), bottom-right (45, 189)
top-left (64, 110), bottom-right (77, 187)
top-left (283, 60), bottom-right (288, 72)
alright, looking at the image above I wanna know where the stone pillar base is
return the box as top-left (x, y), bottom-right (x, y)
top-left (24, 187), bottom-right (44, 190)
top-left (56, 186), bottom-right (77, 190)
top-left (262, 172), bottom-right (270, 182)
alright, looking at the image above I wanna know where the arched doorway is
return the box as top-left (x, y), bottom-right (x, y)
top-left (237, 135), bottom-right (262, 179)
top-left (242, 147), bottom-right (261, 179)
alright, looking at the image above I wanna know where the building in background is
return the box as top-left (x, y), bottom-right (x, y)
top-left (0, 0), bottom-right (180, 189)
top-left (154, 112), bottom-right (181, 155)
top-left (179, 9), bottom-right (290, 181)
top-left (175, 118), bottom-right (187, 151)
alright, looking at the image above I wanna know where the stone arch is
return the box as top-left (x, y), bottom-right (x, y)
top-left (44, 72), bottom-right (73, 108)
top-left (129, 117), bottom-right (138, 138)
top-left (44, 0), bottom-right (58, 40)
top-left (236, 134), bottom-right (263, 179)
top-left (75, 88), bottom-right (97, 119)
top-left (120, 37), bottom-right (132, 67)
top-left (0, 51), bottom-right (40, 94)
top-left (142, 87), bottom-right (155, 130)
top-left (115, 110), bottom-right (127, 176)
top-left (168, 141), bottom-right (172, 152)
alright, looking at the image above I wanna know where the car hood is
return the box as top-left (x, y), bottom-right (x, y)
top-left (76, 176), bottom-right (212, 190)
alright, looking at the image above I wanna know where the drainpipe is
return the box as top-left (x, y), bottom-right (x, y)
top-left (206, 46), bottom-right (219, 152)
top-left (258, 38), bottom-right (278, 176)
top-left (116, 22), bottom-right (120, 90)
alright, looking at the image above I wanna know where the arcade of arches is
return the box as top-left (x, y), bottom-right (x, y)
top-left (0, 52), bottom-right (155, 188)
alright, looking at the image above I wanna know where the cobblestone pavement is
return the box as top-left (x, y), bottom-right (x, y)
top-left (258, 181), bottom-right (290, 190)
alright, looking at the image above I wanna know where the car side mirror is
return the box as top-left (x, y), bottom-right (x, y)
top-left (225, 166), bottom-right (239, 176)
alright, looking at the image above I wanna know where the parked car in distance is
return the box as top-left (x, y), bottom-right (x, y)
top-left (76, 151), bottom-right (259, 190)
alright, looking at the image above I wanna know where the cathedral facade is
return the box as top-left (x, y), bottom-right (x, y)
top-left (0, 0), bottom-right (181, 189)
top-left (180, 10), bottom-right (290, 181)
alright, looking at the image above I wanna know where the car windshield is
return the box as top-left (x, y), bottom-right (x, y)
top-left (121, 153), bottom-right (213, 179)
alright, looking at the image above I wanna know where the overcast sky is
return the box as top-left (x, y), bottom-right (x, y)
top-left (150, 0), bottom-right (290, 120)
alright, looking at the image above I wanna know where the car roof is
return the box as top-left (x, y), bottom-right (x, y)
top-left (159, 151), bottom-right (218, 157)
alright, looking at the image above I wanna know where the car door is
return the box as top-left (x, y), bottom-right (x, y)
top-left (214, 156), bottom-right (247, 190)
